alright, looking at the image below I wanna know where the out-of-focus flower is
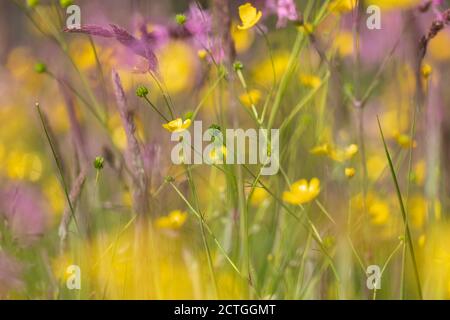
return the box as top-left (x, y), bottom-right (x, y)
top-left (329, 144), bottom-right (358, 162)
top-left (299, 74), bottom-right (322, 89)
top-left (310, 143), bottom-right (331, 156)
top-left (249, 187), bottom-right (270, 207)
top-left (421, 63), bottom-right (433, 79)
top-left (380, 108), bottom-right (411, 139)
top-left (253, 51), bottom-right (290, 85)
top-left (310, 143), bottom-right (358, 162)
top-left (239, 89), bottom-right (262, 107)
top-left (232, 23), bottom-right (255, 54)
top-left (158, 41), bottom-right (197, 93)
top-left (408, 195), bottom-right (427, 229)
top-left (367, 0), bottom-right (421, 10)
top-left (367, 154), bottom-right (385, 181)
top-left (266, 0), bottom-right (298, 28)
top-left (0, 184), bottom-right (48, 245)
top-left (282, 178), bottom-right (321, 205)
top-left (197, 49), bottom-right (208, 59)
top-left (0, 252), bottom-right (23, 298)
top-left (6, 151), bottom-right (42, 182)
top-left (185, 3), bottom-right (211, 47)
top-left (238, 3), bottom-right (263, 30)
top-left (162, 118), bottom-right (192, 133)
top-left (394, 133), bottom-right (417, 149)
top-left (65, 24), bottom-right (158, 72)
top-left (42, 177), bottom-right (65, 219)
top-left (411, 160), bottom-right (426, 186)
top-left (353, 192), bottom-right (392, 226)
top-left (329, 0), bottom-right (356, 14)
top-left (428, 31), bottom-right (450, 60)
top-left (345, 167), bottom-right (356, 178)
top-left (108, 113), bottom-right (145, 150)
top-left (369, 198), bottom-right (390, 225)
top-left (156, 210), bottom-right (188, 229)
top-left (333, 31), bottom-right (354, 57)
top-left (6, 47), bottom-right (45, 92)
top-left (421, 224), bottom-right (450, 298)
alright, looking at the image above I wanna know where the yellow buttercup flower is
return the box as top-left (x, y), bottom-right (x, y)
top-left (334, 31), bottom-right (354, 57)
top-left (239, 89), bottom-right (261, 108)
top-left (159, 41), bottom-right (197, 94)
top-left (369, 200), bottom-right (390, 225)
top-left (6, 151), bottom-right (42, 182)
top-left (408, 195), bottom-right (427, 229)
top-left (232, 22), bottom-right (255, 53)
top-left (329, 144), bottom-right (358, 162)
top-left (162, 118), bottom-right (192, 133)
top-left (345, 167), bottom-right (356, 178)
top-left (329, 0), bottom-right (356, 14)
top-left (367, 0), bottom-right (420, 11)
top-left (412, 160), bottom-right (426, 186)
top-left (249, 187), bottom-right (270, 207)
top-left (237, 3), bottom-right (262, 30)
top-left (394, 133), bottom-right (417, 149)
top-left (283, 178), bottom-right (321, 205)
top-left (156, 210), bottom-right (188, 229)
top-left (197, 49), bottom-right (208, 60)
top-left (421, 63), bottom-right (432, 79)
top-left (311, 143), bottom-right (358, 162)
top-left (299, 74), bottom-right (322, 89)
top-left (428, 31), bottom-right (450, 61)
top-left (310, 143), bottom-right (331, 156)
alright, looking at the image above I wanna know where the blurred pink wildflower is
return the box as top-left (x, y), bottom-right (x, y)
top-left (267, 0), bottom-right (299, 28)
top-left (0, 184), bottom-right (48, 246)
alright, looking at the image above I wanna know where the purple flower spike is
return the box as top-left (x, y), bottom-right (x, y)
top-left (64, 24), bottom-right (114, 37)
top-left (110, 24), bottom-right (158, 71)
top-left (65, 23), bottom-right (158, 72)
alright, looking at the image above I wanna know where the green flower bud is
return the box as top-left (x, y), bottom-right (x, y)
top-left (136, 85), bottom-right (149, 98)
top-left (184, 111), bottom-right (194, 120)
top-left (93, 156), bottom-right (104, 170)
top-left (164, 176), bottom-right (175, 183)
top-left (27, 0), bottom-right (39, 8)
top-left (233, 61), bottom-right (244, 71)
top-left (175, 14), bottom-right (187, 25)
top-left (34, 62), bottom-right (47, 74)
top-left (209, 124), bottom-right (221, 131)
top-left (59, 0), bottom-right (74, 8)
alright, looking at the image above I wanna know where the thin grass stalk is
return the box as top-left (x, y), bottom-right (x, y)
top-left (377, 117), bottom-right (423, 299)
